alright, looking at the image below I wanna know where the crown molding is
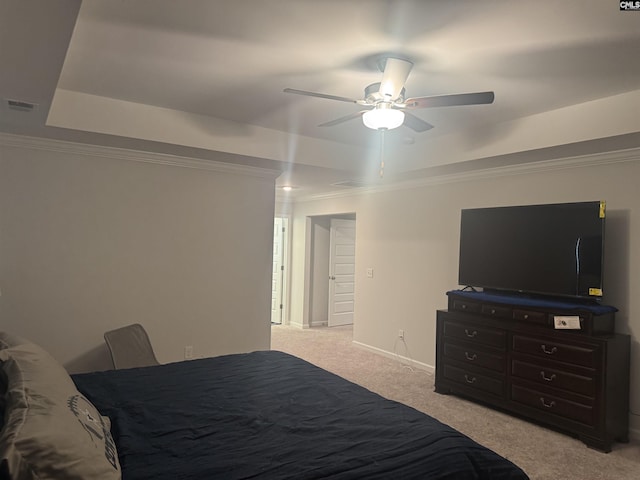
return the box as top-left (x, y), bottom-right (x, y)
top-left (0, 133), bottom-right (281, 180)
top-left (296, 147), bottom-right (640, 203)
top-left (4, 133), bottom-right (639, 201)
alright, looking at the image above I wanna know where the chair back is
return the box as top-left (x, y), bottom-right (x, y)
top-left (104, 323), bottom-right (160, 370)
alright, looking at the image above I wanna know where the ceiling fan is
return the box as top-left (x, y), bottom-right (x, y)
top-left (284, 57), bottom-right (494, 132)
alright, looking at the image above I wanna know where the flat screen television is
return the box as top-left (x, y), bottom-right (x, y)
top-left (458, 201), bottom-right (606, 302)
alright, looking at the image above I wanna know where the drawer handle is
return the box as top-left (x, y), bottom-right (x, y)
top-left (523, 314), bottom-right (529, 320)
top-left (540, 371), bottom-right (557, 382)
top-left (464, 374), bottom-right (477, 384)
top-left (464, 352), bottom-right (477, 361)
top-left (490, 308), bottom-right (496, 315)
top-left (461, 304), bottom-right (467, 309)
top-left (540, 398), bottom-right (556, 409)
top-left (540, 344), bottom-right (558, 355)
top-left (464, 329), bottom-right (478, 338)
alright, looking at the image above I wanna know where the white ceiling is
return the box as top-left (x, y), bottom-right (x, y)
top-left (2, 0), bottom-right (640, 197)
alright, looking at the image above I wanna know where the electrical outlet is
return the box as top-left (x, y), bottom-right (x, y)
top-left (398, 329), bottom-right (404, 339)
top-left (184, 345), bottom-right (194, 360)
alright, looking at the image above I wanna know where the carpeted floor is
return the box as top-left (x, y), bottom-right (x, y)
top-left (271, 324), bottom-right (640, 480)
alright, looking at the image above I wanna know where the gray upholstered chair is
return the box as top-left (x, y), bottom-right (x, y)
top-left (104, 323), bottom-right (160, 370)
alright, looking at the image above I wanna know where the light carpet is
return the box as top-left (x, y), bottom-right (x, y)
top-left (271, 324), bottom-right (639, 480)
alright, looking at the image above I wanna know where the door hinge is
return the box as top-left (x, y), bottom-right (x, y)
top-left (281, 265), bottom-right (284, 271)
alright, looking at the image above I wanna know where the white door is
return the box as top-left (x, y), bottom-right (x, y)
top-left (328, 218), bottom-right (356, 327)
top-left (271, 217), bottom-right (286, 324)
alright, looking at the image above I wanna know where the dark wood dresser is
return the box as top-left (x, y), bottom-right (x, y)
top-left (435, 291), bottom-right (630, 452)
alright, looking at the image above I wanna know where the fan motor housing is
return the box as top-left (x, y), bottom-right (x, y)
top-left (364, 82), bottom-right (405, 104)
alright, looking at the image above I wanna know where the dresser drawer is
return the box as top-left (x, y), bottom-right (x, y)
top-left (511, 385), bottom-right (594, 426)
top-left (443, 342), bottom-right (505, 373)
top-left (443, 364), bottom-right (504, 396)
top-left (443, 321), bottom-right (506, 349)
top-left (512, 335), bottom-right (599, 368)
top-left (480, 303), bottom-right (511, 319)
top-left (451, 299), bottom-right (482, 314)
top-left (513, 308), bottom-right (548, 326)
top-left (511, 359), bottom-right (596, 396)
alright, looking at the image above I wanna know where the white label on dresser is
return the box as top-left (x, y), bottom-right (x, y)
top-left (554, 316), bottom-right (581, 329)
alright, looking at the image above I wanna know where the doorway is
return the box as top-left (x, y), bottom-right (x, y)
top-left (307, 214), bottom-right (356, 328)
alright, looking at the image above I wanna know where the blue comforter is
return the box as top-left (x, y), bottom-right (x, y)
top-left (73, 350), bottom-right (528, 480)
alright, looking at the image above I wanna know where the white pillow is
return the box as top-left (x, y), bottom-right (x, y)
top-left (0, 339), bottom-right (121, 480)
top-left (0, 332), bottom-right (28, 350)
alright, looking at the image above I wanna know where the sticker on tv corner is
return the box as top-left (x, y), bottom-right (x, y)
top-left (589, 288), bottom-right (603, 296)
top-left (554, 316), bottom-right (581, 329)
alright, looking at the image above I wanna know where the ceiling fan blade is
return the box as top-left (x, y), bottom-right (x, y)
top-left (403, 112), bottom-right (434, 132)
top-left (379, 57), bottom-right (413, 100)
top-left (318, 110), bottom-right (367, 127)
top-left (405, 91), bottom-right (495, 109)
top-left (283, 88), bottom-right (359, 104)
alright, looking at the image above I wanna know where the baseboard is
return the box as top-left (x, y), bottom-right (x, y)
top-left (351, 340), bottom-right (435, 374)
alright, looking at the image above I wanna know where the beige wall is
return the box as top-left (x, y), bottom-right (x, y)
top-left (288, 151), bottom-right (640, 435)
top-left (0, 136), bottom-right (277, 373)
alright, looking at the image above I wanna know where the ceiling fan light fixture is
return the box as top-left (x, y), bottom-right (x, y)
top-left (362, 106), bottom-right (405, 130)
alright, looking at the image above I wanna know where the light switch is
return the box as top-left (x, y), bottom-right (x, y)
top-left (366, 268), bottom-right (374, 278)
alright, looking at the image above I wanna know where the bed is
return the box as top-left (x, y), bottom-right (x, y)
top-left (1, 333), bottom-right (529, 480)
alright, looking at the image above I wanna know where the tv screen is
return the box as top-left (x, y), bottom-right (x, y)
top-left (458, 201), bottom-right (605, 302)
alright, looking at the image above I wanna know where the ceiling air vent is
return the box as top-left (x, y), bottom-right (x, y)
top-left (6, 99), bottom-right (39, 112)
top-left (331, 179), bottom-right (371, 188)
